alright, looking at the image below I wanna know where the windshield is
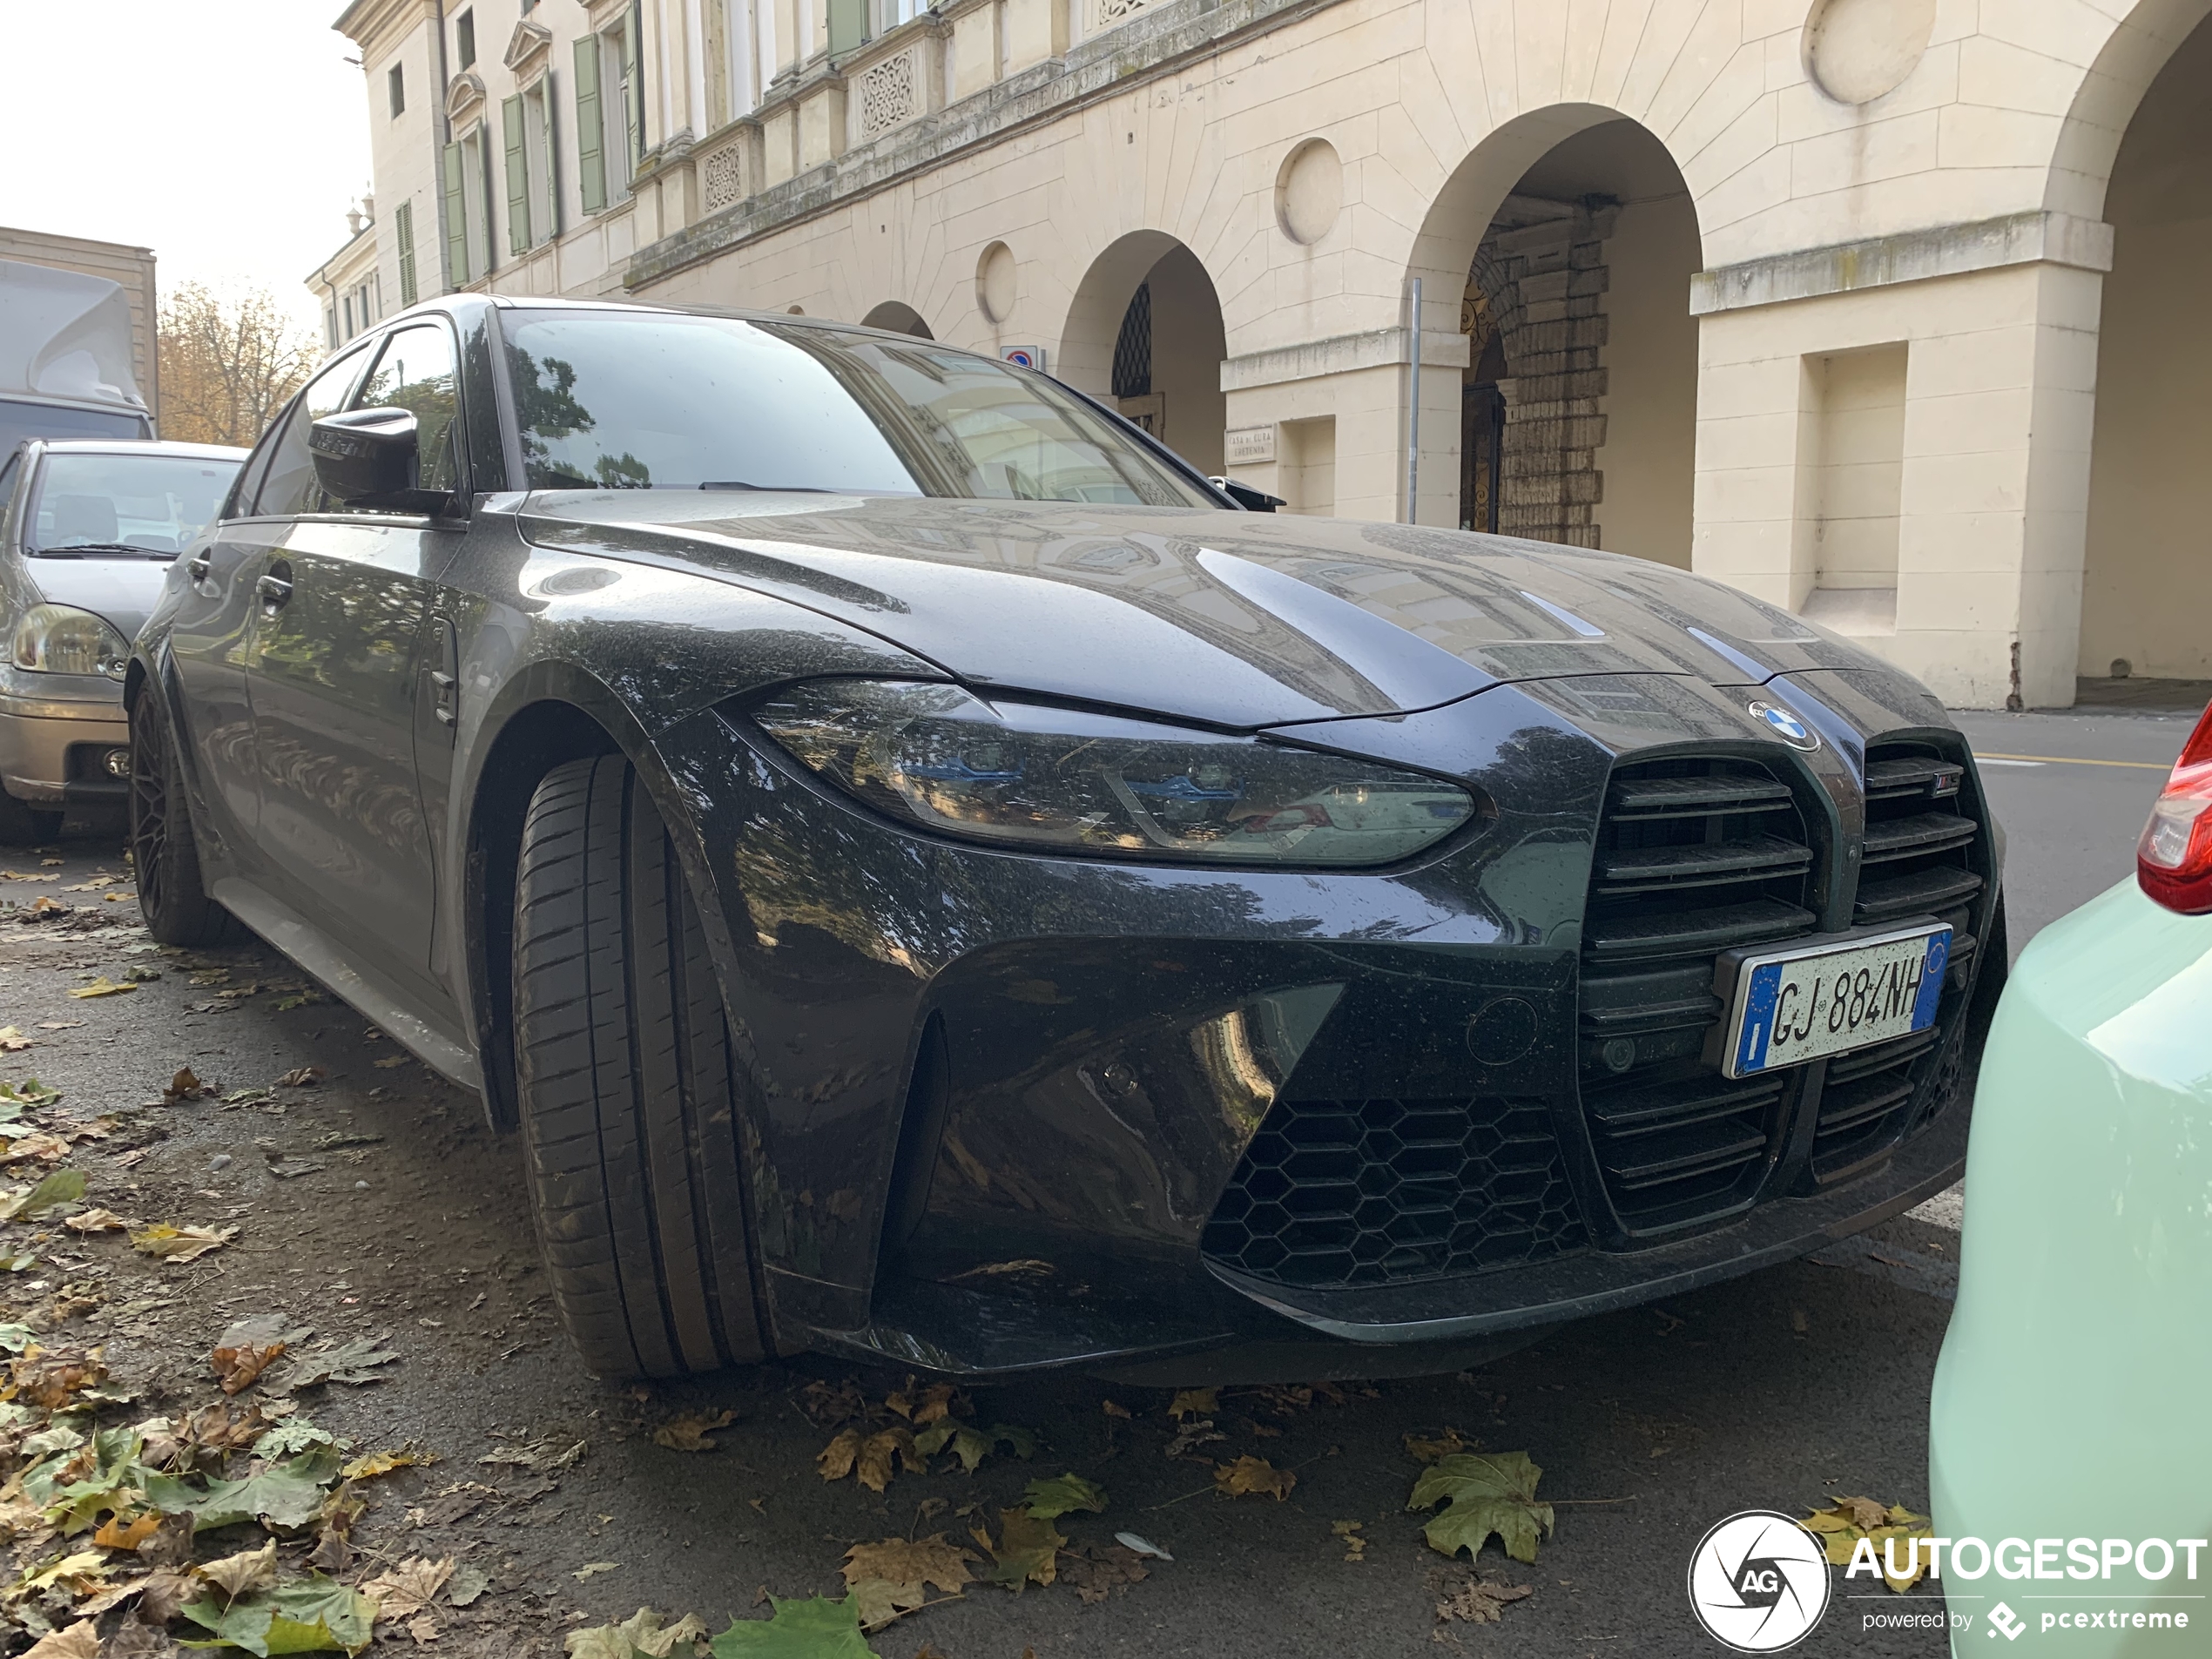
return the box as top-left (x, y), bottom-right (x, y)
top-left (502, 311), bottom-right (1217, 508)
top-left (25, 451), bottom-right (241, 556)
top-left (0, 399), bottom-right (149, 456)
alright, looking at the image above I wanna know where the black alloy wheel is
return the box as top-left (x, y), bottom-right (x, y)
top-left (127, 687), bottom-right (238, 947)
top-left (512, 754), bottom-right (772, 1379)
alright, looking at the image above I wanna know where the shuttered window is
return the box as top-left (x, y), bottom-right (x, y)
top-left (441, 142), bottom-right (468, 287)
top-left (502, 95), bottom-right (530, 255)
top-left (395, 199), bottom-right (417, 307)
top-left (573, 37), bottom-right (605, 215)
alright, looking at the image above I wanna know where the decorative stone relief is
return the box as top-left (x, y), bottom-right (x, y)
top-left (858, 50), bottom-right (919, 141)
top-left (701, 139), bottom-right (747, 213)
top-left (1803, 0), bottom-right (1938, 105)
top-left (1089, 0), bottom-right (1157, 33)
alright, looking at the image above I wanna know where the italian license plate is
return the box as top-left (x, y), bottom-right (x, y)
top-left (1718, 924), bottom-right (1952, 1079)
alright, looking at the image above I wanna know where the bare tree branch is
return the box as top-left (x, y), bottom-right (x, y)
top-left (157, 282), bottom-right (320, 447)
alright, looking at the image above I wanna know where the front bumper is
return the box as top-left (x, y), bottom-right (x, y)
top-left (1930, 881), bottom-right (2212, 1654)
top-left (0, 676), bottom-right (128, 806)
top-left (657, 668), bottom-right (1998, 1377)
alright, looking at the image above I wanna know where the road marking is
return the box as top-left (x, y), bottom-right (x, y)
top-left (1976, 751), bottom-right (2171, 771)
top-left (1975, 759), bottom-right (2043, 767)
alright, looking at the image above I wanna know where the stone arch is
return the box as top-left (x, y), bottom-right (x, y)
top-left (2046, 0), bottom-right (2212, 220)
top-left (2078, 4), bottom-right (2212, 686)
top-left (1060, 230), bottom-right (1228, 475)
top-left (860, 300), bottom-right (934, 338)
top-left (1416, 111), bottom-right (1702, 557)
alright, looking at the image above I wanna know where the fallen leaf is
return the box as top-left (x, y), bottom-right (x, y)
top-left (178, 1574), bottom-right (375, 1656)
top-left (21, 1622), bottom-right (100, 1658)
top-left (1021, 1473), bottom-right (1106, 1520)
top-left (340, 1449), bottom-right (422, 1482)
top-left (67, 977), bottom-right (138, 999)
top-left (708, 1595), bottom-right (876, 1656)
top-left (1, 1130), bottom-right (71, 1163)
top-left (1213, 1455), bottom-right (1296, 1501)
top-left (1432, 1566), bottom-right (1536, 1624)
top-left (476, 1431), bottom-right (583, 1473)
top-left (7, 1340), bottom-right (108, 1408)
top-left (164, 1069), bottom-right (215, 1103)
top-left (362, 1555), bottom-right (455, 1619)
top-left (1405, 1428), bottom-right (1473, 1464)
top-left (444, 1565), bottom-right (489, 1608)
top-left (840, 1534), bottom-right (975, 1627)
top-left (142, 1447), bottom-right (343, 1531)
top-left (653, 1410), bottom-right (736, 1453)
top-left (572, 1561), bottom-right (620, 1581)
top-left (291, 1336), bottom-right (399, 1386)
top-left (1058, 1542), bottom-right (1150, 1605)
top-left (276, 1067), bottom-right (327, 1088)
top-left (92, 1511), bottom-right (165, 1550)
top-left (61, 1208), bottom-right (125, 1234)
top-left (911, 1420), bottom-right (1034, 1474)
top-left (1408, 1450), bottom-right (1554, 1564)
top-left (0, 1167), bottom-right (87, 1220)
top-left (1799, 1496), bottom-right (1934, 1592)
top-left (1166, 1388), bottom-right (1217, 1420)
top-left (0, 1028), bottom-right (29, 1053)
top-left (816, 1427), bottom-right (861, 1482)
top-left (972, 1508), bottom-right (1065, 1593)
top-left (130, 1223), bottom-right (239, 1263)
top-left (0, 1077), bottom-right (62, 1109)
top-left (1102, 1400), bottom-right (1131, 1420)
top-left (372, 1055), bottom-right (409, 1069)
top-left (198, 1539), bottom-right (279, 1599)
top-left (882, 1381), bottom-right (958, 1426)
top-left (212, 1338), bottom-right (287, 1395)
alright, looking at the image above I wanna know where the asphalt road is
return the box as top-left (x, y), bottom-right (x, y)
top-left (0, 705), bottom-right (2188, 1659)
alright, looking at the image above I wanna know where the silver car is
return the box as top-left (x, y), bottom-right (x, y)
top-left (1, 439), bottom-right (243, 843)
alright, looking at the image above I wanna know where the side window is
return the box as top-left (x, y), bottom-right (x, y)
top-left (253, 342), bottom-right (375, 518)
top-left (354, 323), bottom-right (463, 496)
top-left (227, 415), bottom-right (286, 520)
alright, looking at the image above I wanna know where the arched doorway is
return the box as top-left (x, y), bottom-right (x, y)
top-left (1451, 120), bottom-right (1700, 559)
top-left (2079, 9), bottom-right (2212, 688)
top-left (1406, 109), bottom-right (1700, 557)
top-left (860, 300), bottom-right (934, 339)
top-left (1061, 233), bottom-right (1228, 475)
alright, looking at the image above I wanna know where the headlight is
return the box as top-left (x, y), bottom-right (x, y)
top-left (753, 679), bottom-right (1480, 867)
top-left (10, 604), bottom-right (131, 680)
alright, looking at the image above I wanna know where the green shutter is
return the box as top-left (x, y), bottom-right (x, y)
top-left (539, 74), bottom-right (561, 240)
top-left (574, 37), bottom-right (605, 215)
top-left (395, 199), bottom-right (418, 307)
top-left (502, 95), bottom-right (529, 254)
top-left (827, 0), bottom-right (866, 55)
top-left (441, 140), bottom-right (468, 286)
top-left (624, 4), bottom-right (645, 165)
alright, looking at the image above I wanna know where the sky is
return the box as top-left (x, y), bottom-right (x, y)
top-left (1, 1), bottom-right (372, 331)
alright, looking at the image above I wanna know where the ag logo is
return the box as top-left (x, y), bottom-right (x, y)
top-left (1688, 1510), bottom-right (1832, 1652)
top-left (1748, 701), bottom-right (1820, 752)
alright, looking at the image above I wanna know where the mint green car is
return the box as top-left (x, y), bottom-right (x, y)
top-left (1931, 712), bottom-right (2212, 1651)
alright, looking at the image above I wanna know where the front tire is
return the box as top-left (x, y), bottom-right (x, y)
top-left (127, 687), bottom-right (239, 946)
top-left (512, 754), bottom-right (771, 1379)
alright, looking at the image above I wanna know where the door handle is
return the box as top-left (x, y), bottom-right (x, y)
top-left (187, 551), bottom-right (212, 587)
top-left (255, 572), bottom-right (293, 616)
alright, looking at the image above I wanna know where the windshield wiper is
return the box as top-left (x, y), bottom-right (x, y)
top-left (29, 543), bottom-right (174, 560)
top-left (699, 481), bottom-right (836, 493)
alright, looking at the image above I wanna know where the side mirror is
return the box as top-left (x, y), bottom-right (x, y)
top-left (310, 407), bottom-right (434, 509)
top-left (1209, 476), bottom-right (1286, 514)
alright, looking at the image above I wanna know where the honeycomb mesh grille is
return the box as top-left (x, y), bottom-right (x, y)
top-left (1200, 1096), bottom-right (1586, 1289)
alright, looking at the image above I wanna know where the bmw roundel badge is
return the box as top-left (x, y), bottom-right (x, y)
top-left (1747, 700), bottom-right (1820, 752)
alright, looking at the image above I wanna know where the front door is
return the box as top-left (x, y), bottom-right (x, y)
top-left (246, 321), bottom-right (464, 1007)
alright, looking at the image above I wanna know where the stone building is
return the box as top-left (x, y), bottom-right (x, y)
top-left (325, 0), bottom-right (2212, 709)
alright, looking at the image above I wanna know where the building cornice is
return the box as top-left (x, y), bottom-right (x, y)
top-left (1689, 211), bottom-right (2115, 315)
top-left (627, 0), bottom-right (1336, 289)
top-left (332, 0), bottom-right (436, 64)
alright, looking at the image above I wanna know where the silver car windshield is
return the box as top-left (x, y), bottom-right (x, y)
top-left (25, 452), bottom-right (240, 557)
top-left (502, 311), bottom-right (1216, 509)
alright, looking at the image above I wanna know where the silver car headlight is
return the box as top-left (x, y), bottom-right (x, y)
top-left (11, 604), bottom-right (131, 681)
top-left (753, 679), bottom-right (1480, 867)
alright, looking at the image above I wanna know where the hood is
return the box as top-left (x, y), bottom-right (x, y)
top-left (23, 556), bottom-right (171, 642)
top-left (519, 493), bottom-right (1896, 729)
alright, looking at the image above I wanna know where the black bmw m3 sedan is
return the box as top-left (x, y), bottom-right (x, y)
top-left (127, 295), bottom-right (2002, 1383)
